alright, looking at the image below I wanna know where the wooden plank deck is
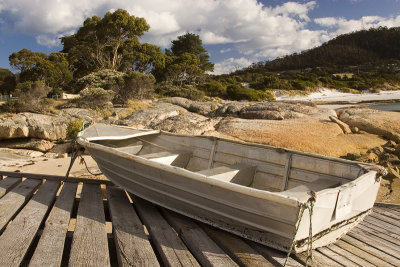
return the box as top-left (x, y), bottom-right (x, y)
top-left (0, 171), bottom-right (399, 267)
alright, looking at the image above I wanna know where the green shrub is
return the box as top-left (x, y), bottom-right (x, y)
top-left (113, 72), bottom-right (155, 103)
top-left (0, 99), bottom-right (27, 113)
top-left (75, 87), bottom-right (115, 109)
top-left (1, 81), bottom-right (54, 113)
top-left (67, 118), bottom-right (83, 139)
top-left (156, 83), bottom-right (205, 100)
top-left (75, 69), bottom-right (126, 92)
top-left (226, 84), bottom-right (269, 101)
top-left (290, 79), bottom-right (317, 90)
top-left (47, 87), bottom-right (63, 99)
top-left (56, 138), bottom-right (65, 144)
top-left (201, 80), bottom-right (226, 97)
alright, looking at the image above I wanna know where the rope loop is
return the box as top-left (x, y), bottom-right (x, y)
top-left (284, 191), bottom-right (316, 267)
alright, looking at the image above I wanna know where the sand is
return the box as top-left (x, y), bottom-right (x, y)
top-left (0, 152), bottom-right (105, 179)
top-left (276, 88), bottom-right (400, 102)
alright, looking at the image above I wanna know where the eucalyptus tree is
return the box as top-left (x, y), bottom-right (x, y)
top-left (9, 49), bottom-right (72, 89)
top-left (61, 9), bottom-right (156, 77)
top-left (153, 33), bottom-right (214, 85)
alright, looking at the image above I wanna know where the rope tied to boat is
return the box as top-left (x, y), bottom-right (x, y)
top-left (284, 191), bottom-right (316, 267)
top-left (65, 120), bottom-right (102, 179)
top-left (357, 164), bottom-right (387, 182)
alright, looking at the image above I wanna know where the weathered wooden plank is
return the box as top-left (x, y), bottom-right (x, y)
top-left (250, 243), bottom-right (303, 267)
top-left (69, 184), bottom-right (110, 267)
top-left (0, 179), bottom-right (42, 232)
top-left (370, 211), bottom-right (400, 228)
top-left (202, 225), bottom-right (274, 267)
top-left (0, 180), bottom-right (60, 267)
top-left (347, 230), bottom-right (400, 259)
top-left (360, 221), bottom-right (400, 241)
top-left (357, 223), bottom-right (400, 245)
top-left (378, 206), bottom-right (400, 217)
top-left (340, 235), bottom-right (400, 265)
top-left (375, 202), bottom-right (400, 210)
top-left (327, 244), bottom-right (375, 267)
top-left (334, 239), bottom-right (394, 266)
top-left (131, 196), bottom-right (200, 267)
top-left (0, 170), bottom-right (113, 185)
top-left (29, 182), bottom-right (78, 267)
top-left (364, 215), bottom-right (400, 235)
top-left (162, 210), bottom-right (238, 267)
top-left (373, 207), bottom-right (400, 220)
top-left (106, 186), bottom-right (159, 267)
top-left (296, 250), bottom-right (342, 267)
top-left (0, 177), bottom-right (22, 199)
top-left (317, 246), bottom-right (360, 267)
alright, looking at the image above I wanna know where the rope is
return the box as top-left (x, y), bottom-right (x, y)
top-left (284, 191), bottom-right (316, 267)
top-left (306, 199), bottom-right (315, 265)
top-left (64, 141), bottom-right (80, 180)
top-left (65, 120), bottom-right (100, 179)
top-left (79, 156), bottom-right (103, 176)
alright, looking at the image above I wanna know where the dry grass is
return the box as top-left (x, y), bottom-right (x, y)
top-left (126, 99), bottom-right (152, 110)
top-left (116, 100), bottom-right (153, 120)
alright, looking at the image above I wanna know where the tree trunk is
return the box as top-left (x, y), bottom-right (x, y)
top-left (112, 41), bottom-right (121, 70)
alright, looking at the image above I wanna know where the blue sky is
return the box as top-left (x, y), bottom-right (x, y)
top-left (0, 0), bottom-right (399, 74)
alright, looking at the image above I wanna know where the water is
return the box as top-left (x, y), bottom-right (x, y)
top-left (369, 102), bottom-right (400, 111)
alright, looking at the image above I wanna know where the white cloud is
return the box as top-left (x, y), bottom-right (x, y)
top-left (213, 57), bottom-right (253, 75)
top-left (0, 1), bottom-right (320, 48)
top-left (220, 48), bottom-right (231, 54)
top-left (36, 34), bottom-right (62, 47)
top-left (0, 0), bottom-right (399, 74)
top-left (314, 15), bottom-right (400, 35)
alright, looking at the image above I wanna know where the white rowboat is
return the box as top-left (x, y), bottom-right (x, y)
top-left (77, 123), bottom-right (386, 253)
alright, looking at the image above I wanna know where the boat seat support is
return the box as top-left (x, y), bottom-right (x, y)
top-left (196, 164), bottom-right (257, 186)
top-left (139, 151), bottom-right (191, 168)
top-left (280, 179), bottom-right (341, 201)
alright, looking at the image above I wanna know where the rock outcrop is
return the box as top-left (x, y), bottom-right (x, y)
top-left (120, 103), bottom-right (186, 128)
top-left (154, 112), bottom-right (217, 135)
top-left (0, 138), bottom-right (55, 152)
top-left (338, 108), bottom-right (400, 143)
top-left (239, 101), bottom-right (321, 120)
top-left (119, 102), bottom-right (218, 135)
top-left (0, 113), bottom-right (68, 141)
top-left (159, 97), bottom-right (220, 116)
top-left (58, 108), bottom-right (101, 121)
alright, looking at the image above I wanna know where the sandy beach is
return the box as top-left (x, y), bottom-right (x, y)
top-left (276, 88), bottom-right (400, 103)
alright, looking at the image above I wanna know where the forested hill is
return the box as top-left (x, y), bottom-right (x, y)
top-left (237, 27), bottom-right (400, 74)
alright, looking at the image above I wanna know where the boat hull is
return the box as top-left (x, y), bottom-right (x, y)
top-left (83, 142), bottom-right (380, 253)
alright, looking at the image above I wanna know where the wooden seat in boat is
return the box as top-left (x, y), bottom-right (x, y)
top-left (116, 145), bottom-right (143, 155)
top-left (280, 179), bottom-right (341, 200)
top-left (196, 164), bottom-right (256, 186)
top-left (139, 151), bottom-right (191, 168)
